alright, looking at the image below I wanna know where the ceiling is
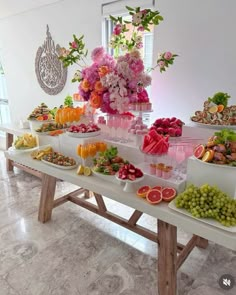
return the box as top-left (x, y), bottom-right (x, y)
top-left (0, 0), bottom-right (62, 20)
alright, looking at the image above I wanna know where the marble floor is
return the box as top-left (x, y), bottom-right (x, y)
top-left (0, 151), bottom-right (235, 295)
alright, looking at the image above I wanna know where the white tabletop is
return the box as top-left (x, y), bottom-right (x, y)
top-left (0, 123), bottom-right (30, 136)
top-left (4, 150), bottom-right (236, 251)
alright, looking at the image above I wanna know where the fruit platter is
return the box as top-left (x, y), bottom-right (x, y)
top-left (11, 133), bottom-right (38, 151)
top-left (169, 183), bottom-right (236, 231)
top-left (193, 129), bottom-right (236, 167)
top-left (137, 185), bottom-right (177, 204)
top-left (27, 103), bottom-right (54, 121)
top-left (141, 128), bottom-right (169, 155)
top-left (41, 151), bottom-right (77, 169)
top-left (93, 146), bottom-right (127, 177)
top-left (150, 117), bottom-right (184, 137)
top-left (190, 92), bottom-right (236, 127)
top-left (116, 163), bottom-right (144, 192)
top-left (66, 123), bottom-right (101, 138)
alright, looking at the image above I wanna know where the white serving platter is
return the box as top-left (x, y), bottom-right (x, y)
top-left (66, 130), bottom-right (101, 138)
top-left (41, 159), bottom-right (77, 170)
top-left (193, 156), bottom-right (236, 169)
top-left (190, 121), bottom-right (236, 130)
top-left (8, 146), bottom-right (39, 153)
top-left (92, 169), bottom-right (116, 182)
top-left (168, 200), bottom-right (236, 233)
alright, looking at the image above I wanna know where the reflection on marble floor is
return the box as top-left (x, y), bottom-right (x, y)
top-left (0, 152), bottom-right (235, 295)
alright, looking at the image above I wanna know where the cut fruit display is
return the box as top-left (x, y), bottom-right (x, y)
top-left (162, 187), bottom-right (177, 202)
top-left (141, 128), bottom-right (169, 155)
top-left (68, 123), bottom-right (100, 133)
top-left (150, 117), bottom-right (184, 137)
top-left (136, 185), bottom-right (151, 198)
top-left (146, 189), bottom-right (163, 204)
top-left (117, 163), bottom-right (143, 181)
top-left (136, 185), bottom-right (177, 205)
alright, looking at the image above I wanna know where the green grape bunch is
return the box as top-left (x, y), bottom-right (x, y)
top-left (175, 183), bottom-right (236, 227)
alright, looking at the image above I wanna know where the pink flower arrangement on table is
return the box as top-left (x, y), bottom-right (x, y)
top-left (59, 6), bottom-right (178, 114)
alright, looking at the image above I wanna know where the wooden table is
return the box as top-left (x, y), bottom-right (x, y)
top-left (4, 151), bottom-right (236, 295)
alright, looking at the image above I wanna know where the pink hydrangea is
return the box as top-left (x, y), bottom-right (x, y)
top-left (129, 59), bottom-right (144, 74)
top-left (91, 47), bottom-right (105, 62)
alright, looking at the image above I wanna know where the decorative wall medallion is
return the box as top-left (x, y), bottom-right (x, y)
top-left (35, 25), bottom-right (67, 95)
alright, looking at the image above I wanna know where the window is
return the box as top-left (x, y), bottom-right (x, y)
top-left (0, 62), bottom-right (10, 126)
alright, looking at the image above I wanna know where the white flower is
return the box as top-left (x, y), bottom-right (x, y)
top-left (73, 70), bottom-right (82, 80)
top-left (135, 35), bottom-right (142, 43)
top-left (132, 12), bottom-right (142, 25)
top-left (120, 44), bottom-right (128, 51)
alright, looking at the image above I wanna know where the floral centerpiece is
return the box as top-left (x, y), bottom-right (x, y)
top-left (59, 6), bottom-right (178, 114)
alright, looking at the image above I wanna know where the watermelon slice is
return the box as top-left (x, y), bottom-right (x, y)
top-left (149, 129), bottom-right (162, 141)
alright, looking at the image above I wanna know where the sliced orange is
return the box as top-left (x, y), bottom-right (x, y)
top-left (217, 104), bottom-right (224, 112)
top-left (208, 105), bottom-right (218, 114)
top-left (202, 149), bottom-right (214, 162)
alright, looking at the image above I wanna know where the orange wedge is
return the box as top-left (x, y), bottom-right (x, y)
top-left (202, 150), bottom-right (214, 162)
top-left (217, 104), bottom-right (224, 112)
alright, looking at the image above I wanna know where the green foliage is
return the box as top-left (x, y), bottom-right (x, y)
top-left (64, 95), bottom-right (73, 107)
top-left (58, 35), bottom-right (88, 69)
top-left (214, 129), bottom-right (236, 143)
top-left (100, 146), bottom-right (118, 160)
top-left (208, 92), bottom-right (230, 107)
top-left (49, 107), bottom-right (58, 119)
top-left (156, 53), bottom-right (178, 73)
top-left (109, 6), bottom-right (164, 53)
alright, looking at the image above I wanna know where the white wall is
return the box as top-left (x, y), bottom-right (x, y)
top-left (0, 0), bottom-right (235, 125)
top-left (0, 0), bottom-right (104, 124)
top-left (151, 0), bottom-right (236, 123)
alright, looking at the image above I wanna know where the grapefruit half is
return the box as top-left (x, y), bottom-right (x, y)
top-left (146, 189), bottom-right (162, 204)
top-left (137, 185), bottom-right (151, 198)
top-left (193, 144), bottom-right (205, 159)
top-left (162, 187), bottom-right (177, 202)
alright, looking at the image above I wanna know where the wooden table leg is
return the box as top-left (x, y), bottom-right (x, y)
top-left (158, 220), bottom-right (177, 295)
top-left (196, 237), bottom-right (209, 249)
top-left (38, 174), bottom-right (56, 223)
top-left (6, 133), bottom-right (14, 171)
